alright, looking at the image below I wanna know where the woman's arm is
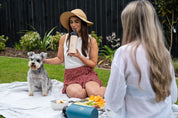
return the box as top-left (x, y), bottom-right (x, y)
top-left (170, 63), bottom-right (177, 103)
top-left (105, 48), bottom-right (126, 114)
top-left (79, 37), bottom-right (98, 68)
top-left (43, 35), bottom-right (66, 65)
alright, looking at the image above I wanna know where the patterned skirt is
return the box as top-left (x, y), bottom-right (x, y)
top-left (62, 66), bottom-right (103, 93)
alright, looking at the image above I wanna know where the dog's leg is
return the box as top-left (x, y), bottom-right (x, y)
top-left (28, 86), bottom-right (33, 96)
top-left (42, 79), bottom-right (48, 96)
top-left (28, 78), bottom-right (34, 96)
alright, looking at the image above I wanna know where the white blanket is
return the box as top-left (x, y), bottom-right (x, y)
top-left (0, 80), bottom-right (178, 118)
top-left (0, 79), bottom-right (109, 118)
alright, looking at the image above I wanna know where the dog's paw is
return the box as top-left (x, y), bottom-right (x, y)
top-left (42, 93), bottom-right (47, 96)
top-left (29, 93), bottom-right (34, 96)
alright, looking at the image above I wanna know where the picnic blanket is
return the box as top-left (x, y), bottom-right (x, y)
top-left (0, 79), bottom-right (110, 118)
top-left (0, 79), bottom-right (178, 118)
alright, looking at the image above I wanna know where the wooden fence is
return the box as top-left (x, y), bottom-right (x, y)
top-left (0, 0), bottom-right (133, 46)
top-left (0, 0), bottom-right (177, 57)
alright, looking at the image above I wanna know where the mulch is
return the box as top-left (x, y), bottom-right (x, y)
top-left (0, 47), bottom-right (57, 59)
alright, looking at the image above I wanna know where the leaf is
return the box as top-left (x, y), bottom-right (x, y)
top-left (47, 26), bottom-right (57, 37)
top-left (172, 21), bottom-right (177, 24)
top-left (162, 11), bottom-right (166, 16)
top-left (98, 60), bottom-right (104, 65)
top-left (162, 19), bottom-right (166, 24)
top-left (167, 9), bottom-right (172, 14)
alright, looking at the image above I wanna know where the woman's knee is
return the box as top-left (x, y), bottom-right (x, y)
top-left (66, 84), bottom-right (87, 99)
top-left (85, 81), bottom-right (106, 98)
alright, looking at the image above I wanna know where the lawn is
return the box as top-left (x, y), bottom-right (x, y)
top-left (0, 56), bottom-right (110, 86)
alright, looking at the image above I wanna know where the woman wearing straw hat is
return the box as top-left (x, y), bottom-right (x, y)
top-left (44, 9), bottom-right (106, 99)
top-left (104, 0), bottom-right (177, 118)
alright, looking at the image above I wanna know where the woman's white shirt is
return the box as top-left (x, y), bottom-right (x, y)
top-left (64, 34), bottom-right (90, 69)
top-left (105, 44), bottom-right (177, 118)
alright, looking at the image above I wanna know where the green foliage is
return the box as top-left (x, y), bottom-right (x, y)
top-left (173, 59), bottom-right (178, 74)
top-left (0, 42), bottom-right (5, 51)
top-left (90, 31), bottom-right (103, 48)
top-left (0, 115), bottom-right (4, 118)
top-left (49, 31), bottom-right (64, 51)
top-left (41, 26), bottom-right (57, 52)
top-left (20, 31), bottom-right (41, 51)
top-left (14, 42), bottom-right (22, 50)
top-left (99, 32), bottom-right (120, 64)
top-left (153, 0), bottom-right (177, 52)
top-left (0, 35), bottom-right (8, 51)
top-left (18, 26), bottom-right (59, 52)
top-left (100, 45), bottom-right (116, 63)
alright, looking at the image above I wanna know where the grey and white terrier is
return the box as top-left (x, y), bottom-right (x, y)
top-left (27, 52), bottom-right (51, 96)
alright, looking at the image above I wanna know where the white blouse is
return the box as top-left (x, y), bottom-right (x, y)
top-left (64, 34), bottom-right (90, 69)
top-left (105, 44), bottom-right (177, 118)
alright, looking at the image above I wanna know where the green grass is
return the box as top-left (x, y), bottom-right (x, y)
top-left (0, 56), bottom-right (110, 86)
top-left (0, 115), bottom-right (4, 118)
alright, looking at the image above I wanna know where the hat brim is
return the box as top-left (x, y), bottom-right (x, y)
top-left (60, 11), bottom-right (93, 30)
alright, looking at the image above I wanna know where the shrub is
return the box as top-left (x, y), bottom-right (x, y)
top-left (20, 31), bottom-right (41, 51)
top-left (14, 42), bottom-right (22, 50)
top-left (90, 31), bottom-right (103, 48)
top-left (99, 32), bottom-right (121, 64)
top-left (49, 31), bottom-right (64, 51)
top-left (0, 35), bottom-right (8, 51)
top-left (41, 27), bottom-right (57, 52)
top-left (153, 0), bottom-right (177, 52)
top-left (173, 59), bottom-right (178, 74)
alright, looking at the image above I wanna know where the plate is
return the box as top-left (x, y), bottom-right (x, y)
top-left (50, 99), bottom-right (69, 111)
top-left (74, 98), bottom-right (105, 110)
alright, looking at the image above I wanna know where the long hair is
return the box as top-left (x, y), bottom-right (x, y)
top-left (67, 16), bottom-right (89, 57)
top-left (121, 0), bottom-right (172, 102)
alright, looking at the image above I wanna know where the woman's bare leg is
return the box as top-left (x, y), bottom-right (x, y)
top-left (85, 81), bottom-right (106, 98)
top-left (66, 84), bottom-right (87, 99)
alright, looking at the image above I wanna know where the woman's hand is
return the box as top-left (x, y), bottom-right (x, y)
top-left (68, 49), bottom-right (81, 58)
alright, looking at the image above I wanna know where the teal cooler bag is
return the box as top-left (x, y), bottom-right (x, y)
top-left (63, 104), bottom-right (98, 118)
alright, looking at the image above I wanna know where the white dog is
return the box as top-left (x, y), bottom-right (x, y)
top-left (27, 52), bottom-right (51, 96)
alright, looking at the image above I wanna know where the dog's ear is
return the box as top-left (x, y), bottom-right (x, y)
top-left (40, 52), bottom-right (47, 59)
top-left (27, 52), bottom-right (35, 57)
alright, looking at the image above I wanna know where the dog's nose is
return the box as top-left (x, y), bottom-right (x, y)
top-left (32, 62), bottom-right (35, 65)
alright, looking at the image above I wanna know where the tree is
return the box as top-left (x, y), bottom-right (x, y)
top-left (153, 0), bottom-right (178, 53)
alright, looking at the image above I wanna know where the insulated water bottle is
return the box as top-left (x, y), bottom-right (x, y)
top-left (68, 30), bottom-right (78, 53)
top-left (63, 104), bottom-right (98, 118)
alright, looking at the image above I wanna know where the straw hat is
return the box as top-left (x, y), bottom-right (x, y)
top-left (60, 9), bottom-right (93, 30)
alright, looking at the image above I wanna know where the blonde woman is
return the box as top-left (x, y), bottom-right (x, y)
top-left (44, 9), bottom-right (106, 99)
top-left (105, 0), bottom-right (177, 118)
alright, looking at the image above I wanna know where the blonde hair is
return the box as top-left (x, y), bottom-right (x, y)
top-left (121, 0), bottom-right (172, 102)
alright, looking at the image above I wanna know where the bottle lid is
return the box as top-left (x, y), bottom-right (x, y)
top-left (71, 29), bottom-right (78, 36)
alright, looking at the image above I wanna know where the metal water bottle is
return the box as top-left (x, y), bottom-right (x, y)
top-left (68, 30), bottom-right (78, 53)
top-left (62, 104), bottom-right (98, 118)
